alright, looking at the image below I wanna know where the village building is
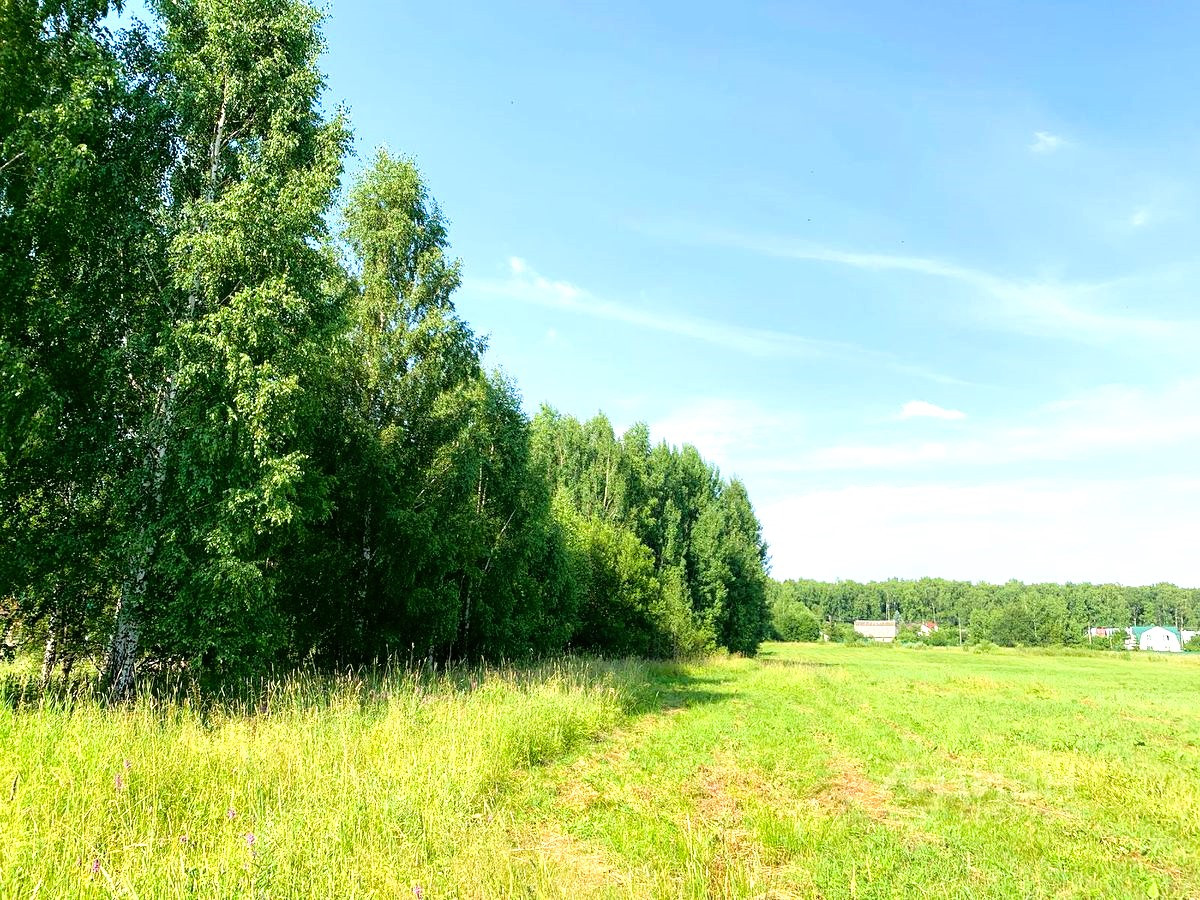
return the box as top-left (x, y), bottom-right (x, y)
top-left (853, 620), bottom-right (898, 642)
top-left (1126, 625), bottom-right (1183, 653)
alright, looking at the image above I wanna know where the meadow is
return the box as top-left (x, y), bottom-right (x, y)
top-left (3, 643), bottom-right (1199, 898)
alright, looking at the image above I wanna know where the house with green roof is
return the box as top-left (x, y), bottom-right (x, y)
top-left (1126, 625), bottom-right (1182, 653)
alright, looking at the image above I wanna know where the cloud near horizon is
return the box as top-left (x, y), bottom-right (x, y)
top-left (783, 379), bottom-right (1200, 473)
top-left (641, 379), bottom-right (1200, 586)
top-left (899, 400), bottom-right (966, 420)
top-left (758, 475), bottom-right (1200, 586)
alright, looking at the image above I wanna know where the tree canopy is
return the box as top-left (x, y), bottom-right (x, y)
top-left (768, 577), bottom-right (1200, 647)
top-left (1, 0), bottom-right (773, 692)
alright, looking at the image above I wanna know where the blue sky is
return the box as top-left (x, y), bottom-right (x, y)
top-left (318, 2), bottom-right (1200, 585)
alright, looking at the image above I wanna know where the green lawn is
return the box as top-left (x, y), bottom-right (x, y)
top-left (3, 644), bottom-right (1199, 898)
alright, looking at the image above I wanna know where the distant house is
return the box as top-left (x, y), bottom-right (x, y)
top-left (1088, 626), bottom-right (1120, 638)
top-left (854, 620), bottom-right (898, 642)
top-left (1126, 626), bottom-right (1182, 653)
top-left (917, 621), bottom-right (938, 636)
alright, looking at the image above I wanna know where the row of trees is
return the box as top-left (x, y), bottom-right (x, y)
top-left (0, 0), bottom-right (770, 695)
top-left (531, 411), bottom-right (770, 658)
top-left (768, 578), bottom-right (1200, 647)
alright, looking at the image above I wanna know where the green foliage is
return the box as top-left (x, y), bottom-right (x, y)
top-left (0, 0), bottom-right (171, 679)
top-left (771, 576), bottom-right (1199, 650)
top-left (531, 410), bottom-right (770, 658)
top-left (826, 622), bottom-right (865, 644)
top-left (562, 508), bottom-right (666, 657)
top-left (774, 607), bottom-right (821, 642)
top-left (923, 625), bottom-right (956, 647)
top-left (1, 0), bottom-right (773, 686)
top-left (99, 0), bottom-right (355, 689)
top-left (767, 580), bottom-right (821, 641)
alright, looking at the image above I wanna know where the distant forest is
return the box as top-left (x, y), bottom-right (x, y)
top-left (769, 578), bottom-right (1200, 647)
top-left (0, 0), bottom-right (769, 696)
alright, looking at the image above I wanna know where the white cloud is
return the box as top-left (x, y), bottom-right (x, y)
top-left (777, 379), bottom-right (1200, 473)
top-left (648, 398), bottom-right (794, 474)
top-left (1130, 208), bottom-right (1150, 228)
top-left (684, 230), bottom-right (1197, 346)
top-left (1030, 131), bottom-right (1065, 153)
top-left (639, 380), bottom-right (1200, 483)
top-left (759, 477), bottom-right (1200, 586)
top-left (638, 383), bottom-right (1200, 586)
top-left (899, 400), bottom-right (966, 421)
top-left (465, 259), bottom-right (964, 383)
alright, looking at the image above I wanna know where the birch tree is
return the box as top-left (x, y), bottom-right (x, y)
top-left (105, 0), bottom-right (350, 695)
top-left (1, 0), bottom-right (169, 680)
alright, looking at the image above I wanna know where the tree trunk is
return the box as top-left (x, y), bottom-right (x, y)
top-left (105, 78), bottom-right (231, 699)
top-left (106, 604), bottom-right (140, 701)
top-left (105, 411), bottom-right (166, 700)
top-left (357, 504), bottom-right (372, 659)
top-left (39, 611), bottom-right (58, 689)
top-left (0, 617), bottom-right (15, 660)
top-left (106, 549), bottom-right (150, 701)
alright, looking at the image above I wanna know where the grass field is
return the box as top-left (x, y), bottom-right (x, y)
top-left (3, 643), bottom-right (1199, 898)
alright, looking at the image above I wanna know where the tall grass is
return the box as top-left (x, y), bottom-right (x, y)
top-left (0, 656), bottom-right (672, 898)
top-left (7, 646), bottom-right (1200, 898)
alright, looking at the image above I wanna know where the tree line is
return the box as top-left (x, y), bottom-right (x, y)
top-left (0, 0), bottom-right (770, 696)
top-left (769, 577), bottom-right (1200, 647)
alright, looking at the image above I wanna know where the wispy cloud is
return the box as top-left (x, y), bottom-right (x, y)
top-left (681, 230), bottom-right (1195, 345)
top-left (1030, 130), bottom-right (1066, 153)
top-left (464, 257), bottom-right (965, 383)
top-left (648, 398), bottom-right (794, 474)
top-left (785, 379), bottom-right (1200, 472)
top-left (898, 400), bottom-right (966, 421)
top-left (1130, 208), bottom-right (1150, 228)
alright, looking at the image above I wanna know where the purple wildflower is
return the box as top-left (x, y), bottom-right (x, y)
top-left (123, 758), bottom-right (132, 770)
top-left (245, 832), bottom-right (256, 847)
top-left (413, 886), bottom-right (424, 899)
top-left (90, 858), bottom-right (101, 875)
top-left (227, 808), bottom-right (237, 820)
top-left (114, 773), bottom-right (124, 791)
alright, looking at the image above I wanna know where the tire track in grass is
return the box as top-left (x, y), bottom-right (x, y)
top-left (508, 658), bottom-right (773, 898)
top-left (503, 666), bottom-right (727, 897)
top-left (510, 655), bottom-right (934, 898)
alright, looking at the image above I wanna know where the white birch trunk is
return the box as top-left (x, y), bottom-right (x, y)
top-left (39, 610), bottom-right (58, 688)
top-left (106, 80), bottom-right (230, 700)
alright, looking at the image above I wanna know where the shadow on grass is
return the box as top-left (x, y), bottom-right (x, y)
top-left (756, 657), bottom-right (834, 668)
top-left (1, 651), bottom-right (736, 725)
top-left (754, 646), bottom-right (834, 668)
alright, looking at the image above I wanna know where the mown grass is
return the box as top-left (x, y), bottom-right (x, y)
top-left (3, 644), bottom-right (1199, 898)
